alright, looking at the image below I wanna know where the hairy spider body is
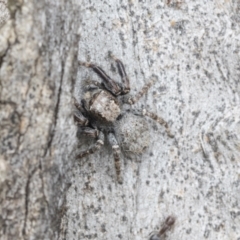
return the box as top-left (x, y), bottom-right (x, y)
top-left (84, 89), bottom-right (121, 123)
top-left (115, 113), bottom-right (150, 157)
top-left (74, 55), bottom-right (173, 184)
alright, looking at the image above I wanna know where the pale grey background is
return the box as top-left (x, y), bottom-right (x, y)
top-left (1, 0), bottom-right (240, 239)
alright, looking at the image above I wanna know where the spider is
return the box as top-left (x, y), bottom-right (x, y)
top-left (149, 216), bottom-right (175, 240)
top-left (74, 55), bottom-right (173, 184)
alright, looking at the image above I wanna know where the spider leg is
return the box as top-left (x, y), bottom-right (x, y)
top-left (133, 108), bottom-right (173, 138)
top-left (74, 110), bottom-right (89, 126)
top-left (74, 97), bottom-right (85, 111)
top-left (143, 109), bottom-right (173, 138)
top-left (158, 216), bottom-right (175, 236)
top-left (77, 127), bottom-right (99, 138)
top-left (110, 55), bottom-right (130, 94)
top-left (85, 80), bottom-right (104, 89)
top-left (80, 62), bottom-right (122, 96)
top-left (127, 77), bottom-right (157, 105)
top-left (77, 130), bottom-right (104, 158)
top-left (150, 216), bottom-right (175, 240)
top-left (107, 132), bottom-right (123, 184)
top-left (84, 84), bottom-right (100, 91)
top-left (73, 98), bottom-right (89, 126)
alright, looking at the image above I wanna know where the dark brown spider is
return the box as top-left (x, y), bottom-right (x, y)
top-left (74, 55), bottom-right (173, 184)
top-left (150, 216), bottom-right (175, 240)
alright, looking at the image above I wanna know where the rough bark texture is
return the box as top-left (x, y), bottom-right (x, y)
top-left (1, 0), bottom-right (240, 239)
top-left (0, 0), bottom-right (9, 29)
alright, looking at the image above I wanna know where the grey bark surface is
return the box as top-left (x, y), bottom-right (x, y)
top-left (1, 1), bottom-right (240, 239)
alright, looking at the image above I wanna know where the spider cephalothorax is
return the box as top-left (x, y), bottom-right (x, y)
top-left (83, 88), bottom-right (121, 123)
top-left (74, 55), bottom-right (173, 184)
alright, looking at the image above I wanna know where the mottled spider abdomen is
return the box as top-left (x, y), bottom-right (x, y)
top-left (84, 90), bottom-right (121, 123)
top-left (115, 113), bottom-right (150, 157)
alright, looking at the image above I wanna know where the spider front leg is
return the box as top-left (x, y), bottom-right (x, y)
top-left (110, 54), bottom-right (130, 94)
top-left (73, 98), bottom-right (89, 126)
top-left (107, 132), bottom-right (123, 184)
top-left (80, 62), bottom-right (122, 96)
top-left (77, 130), bottom-right (104, 158)
top-left (74, 111), bottom-right (89, 126)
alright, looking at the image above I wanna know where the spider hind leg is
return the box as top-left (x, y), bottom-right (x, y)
top-left (143, 109), bottom-right (173, 138)
top-left (107, 132), bottom-right (123, 184)
top-left (77, 131), bottom-right (104, 158)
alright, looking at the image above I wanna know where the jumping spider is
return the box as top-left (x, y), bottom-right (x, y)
top-left (149, 216), bottom-right (175, 240)
top-left (74, 55), bottom-right (173, 184)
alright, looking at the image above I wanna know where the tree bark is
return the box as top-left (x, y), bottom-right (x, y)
top-left (1, 0), bottom-right (240, 239)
